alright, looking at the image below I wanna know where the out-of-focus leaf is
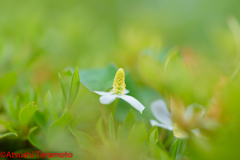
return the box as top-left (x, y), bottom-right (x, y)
top-left (108, 113), bottom-right (116, 143)
top-left (122, 110), bottom-right (135, 139)
top-left (28, 126), bottom-right (44, 150)
top-left (148, 120), bottom-right (169, 159)
top-left (0, 132), bottom-right (18, 139)
top-left (149, 126), bottom-right (158, 145)
top-left (47, 109), bottom-right (72, 143)
top-left (169, 139), bottom-right (179, 160)
top-left (44, 91), bottom-right (58, 121)
top-left (0, 72), bottom-right (17, 94)
top-left (9, 97), bottom-right (20, 122)
top-left (79, 63), bottom-right (117, 91)
top-left (69, 126), bottom-right (93, 150)
top-left (34, 111), bottom-right (48, 132)
top-left (117, 123), bottom-right (122, 145)
top-left (151, 145), bottom-right (169, 160)
top-left (58, 72), bottom-right (69, 103)
top-left (126, 123), bottom-right (147, 147)
top-left (69, 66), bottom-right (80, 105)
top-left (95, 117), bottom-right (107, 142)
top-left (19, 102), bottom-right (38, 127)
top-left (164, 48), bottom-right (179, 72)
top-left (0, 118), bottom-right (16, 133)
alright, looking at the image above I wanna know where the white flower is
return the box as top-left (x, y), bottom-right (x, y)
top-left (150, 99), bottom-right (205, 138)
top-left (94, 68), bottom-right (145, 113)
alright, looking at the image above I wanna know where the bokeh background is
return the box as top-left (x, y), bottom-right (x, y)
top-left (1, 0), bottom-right (240, 160)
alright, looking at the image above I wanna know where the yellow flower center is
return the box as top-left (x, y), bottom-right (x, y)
top-left (113, 68), bottom-right (126, 95)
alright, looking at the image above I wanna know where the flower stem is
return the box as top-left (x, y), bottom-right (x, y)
top-left (112, 98), bottom-right (119, 119)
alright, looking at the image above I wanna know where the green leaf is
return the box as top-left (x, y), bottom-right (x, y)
top-left (58, 72), bottom-right (69, 103)
top-left (28, 126), bottom-right (45, 150)
top-left (148, 122), bottom-right (169, 160)
top-left (117, 123), bottom-right (122, 145)
top-left (126, 123), bottom-right (147, 147)
top-left (9, 97), bottom-right (20, 122)
top-left (69, 66), bottom-right (80, 105)
top-left (69, 126), bottom-right (93, 150)
top-left (44, 91), bottom-right (58, 121)
top-left (0, 132), bottom-right (18, 139)
top-left (149, 126), bottom-right (158, 145)
top-left (47, 109), bottom-right (72, 143)
top-left (95, 117), bottom-right (107, 142)
top-left (108, 113), bottom-right (116, 143)
top-left (169, 139), bottom-right (180, 160)
top-left (79, 63), bottom-right (117, 91)
top-left (151, 145), bottom-right (170, 160)
top-left (0, 72), bottom-right (17, 94)
top-left (122, 110), bottom-right (135, 139)
top-left (19, 102), bottom-right (38, 127)
top-left (34, 111), bottom-right (48, 132)
top-left (0, 118), bottom-right (16, 133)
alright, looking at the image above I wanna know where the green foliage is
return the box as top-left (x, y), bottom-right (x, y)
top-left (108, 113), bottom-right (116, 143)
top-left (169, 139), bottom-right (179, 160)
top-left (47, 109), bottom-right (73, 143)
top-left (95, 117), bottom-right (107, 142)
top-left (69, 126), bottom-right (93, 150)
top-left (69, 66), bottom-right (80, 105)
top-left (28, 126), bottom-right (44, 150)
top-left (58, 66), bottom-right (80, 107)
top-left (0, 72), bottom-right (17, 94)
top-left (19, 102), bottom-right (38, 127)
top-left (58, 72), bottom-right (69, 103)
top-left (44, 91), bottom-right (58, 121)
top-left (1, 1), bottom-right (240, 159)
top-left (0, 132), bottom-right (18, 139)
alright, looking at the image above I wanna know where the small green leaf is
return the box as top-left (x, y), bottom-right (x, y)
top-left (9, 97), bottom-right (20, 122)
top-left (58, 73), bottom-right (69, 103)
top-left (108, 113), bottom-right (116, 143)
top-left (0, 72), bottom-right (17, 94)
top-left (34, 111), bottom-right (48, 132)
top-left (126, 123), bottom-right (147, 147)
top-left (151, 145), bottom-right (169, 160)
top-left (69, 66), bottom-right (80, 105)
top-left (95, 117), bottom-right (107, 142)
top-left (69, 126), bottom-right (93, 150)
top-left (28, 126), bottom-right (45, 150)
top-left (44, 91), bottom-right (58, 121)
top-left (19, 102), bottom-right (38, 127)
top-left (0, 118), bottom-right (16, 133)
top-left (117, 123), bottom-right (122, 145)
top-left (0, 132), bottom-right (18, 139)
top-left (149, 126), bottom-right (158, 145)
top-left (47, 109), bottom-right (72, 143)
top-left (169, 139), bottom-right (180, 160)
top-left (122, 110), bottom-right (135, 139)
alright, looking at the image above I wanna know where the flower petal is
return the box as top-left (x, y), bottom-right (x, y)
top-left (173, 123), bottom-right (189, 139)
top-left (123, 89), bottom-right (129, 95)
top-left (151, 99), bottom-right (172, 125)
top-left (118, 95), bottom-right (145, 113)
top-left (150, 119), bottom-right (174, 130)
top-left (99, 95), bottom-right (118, 105)
top-left (191, 128), bottom-right (200, 135)
top-left (94, 91), bottom-right (112, 96)
top-left (185, 103), bottom-right (205, 121)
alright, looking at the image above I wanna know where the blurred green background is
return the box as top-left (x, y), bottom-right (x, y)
top-left (1, 0), bottom-right (240, 160)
